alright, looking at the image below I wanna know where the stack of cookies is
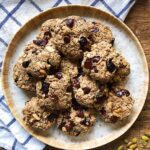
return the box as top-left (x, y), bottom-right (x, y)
top-left (13, 16), bottom-right (134, 136)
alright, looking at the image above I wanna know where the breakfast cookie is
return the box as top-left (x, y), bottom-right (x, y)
top-left (13, 56), bottom-right (36, 92)
top-left (60, 58), bottom-right (78, 79)
top-left (57, 107), bottom-right (96, 136)
top-left (82, 42), bottom-right (130, 83)
top-left (21, 43), bottom-right (61, 78)
top-left (88, 21), bottom-right (114, 44)
top-left (72, 75), bottom-right (108, 108)
top-left (36, 74), bottom-right (72, 110)
top-left (23, 97), bottom-right (57, 130)
top-left (50, 16), bottom-right (91, 59)
top-left (99, 87), bottom-right (134, 123)
top-left (37, 18), bottom-right (62, 41)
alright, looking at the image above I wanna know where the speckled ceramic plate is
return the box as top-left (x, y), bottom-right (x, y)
top-left (2, 5), bottom-right (149, 150)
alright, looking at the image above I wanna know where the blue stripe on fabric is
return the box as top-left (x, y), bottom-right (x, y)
top-left (0, 3), bottom-right (22, 26)
top-left (7, 118), bottom-right (16, 127)
top-left (90, 0), bottom-right (99, 6)
top-left (101, 0), bottom-right (117, 16)
top-left (29, 0), bottom-right (43, 12)
top-left (53, 0), bottom-right (63, 7)
top-left (22, 135), bottom-right (32, 145)
top-left (0, 0), bottom-right (25, 29)
top-left (117, 0), bottom-right (134, 17)
top-left (0, 61), bottom-right (2, 67)
top-left (1, 101), bottom-right (9, 111)
top-left (0, 126), bottom-right (10, 132)
top-left (64, 0), bottom-right (71, 4)
top-left (0, 96), bottom-right (5, 102)
top-left (0, 37), bottom-right (8, 46)
top-left (12, 139), bottom-right (17, 150)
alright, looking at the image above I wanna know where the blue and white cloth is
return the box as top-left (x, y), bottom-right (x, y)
top-left (0, 0), bottom-right (135, 150)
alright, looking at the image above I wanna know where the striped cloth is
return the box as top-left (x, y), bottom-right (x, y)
top-left (0, 0), bottom-right (135, 150)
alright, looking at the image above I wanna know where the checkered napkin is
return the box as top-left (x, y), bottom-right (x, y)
top-left (0, 0), bottom-right (135, 150)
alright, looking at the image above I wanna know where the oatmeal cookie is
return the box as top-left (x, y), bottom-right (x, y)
top-left (88, 21), bottom-right (114, 44)
top-left (21, 42), bottom-right (61, 78)
top-left (36, 74), bottom-right (72, 110)
top-left (72, 75), bottom-right (108, 108)
top-left (51, 16), bottom-right (91, 59)
top-left (57, 106), bottom-right (96, 136)
top-left (82, 42), bottom-right (130, 83)
top-left (23, 97), bottom-right (57, 130)
top-left (99, 87), bottom-right (134, 123)
top-left (60, 58), bottom-right (78, 79)
top-left (13, 56), bottom-right (36, 91)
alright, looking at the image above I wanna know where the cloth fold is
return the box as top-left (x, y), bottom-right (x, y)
top-left (0, 0), bottom-right (135, 150)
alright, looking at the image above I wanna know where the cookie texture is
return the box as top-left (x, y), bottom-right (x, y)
top-left (82, 42), bottom-right (130, 83)
top-left (72, 75), bottom-right (108, 108)
top-left (51, 16), bottom-right (90, 59)
top-left (13, 55), bottom-right (36, 91)
top-left (57, 107), bottom-right (96, 136)
top-left (99, 87), bottom-right (134, 123)
top-left (23, 97), bottom-right (57, 130)
top-left (36, 74), bottom-right (72, 110)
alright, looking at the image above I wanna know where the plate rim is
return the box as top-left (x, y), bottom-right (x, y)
top-left (1, 5), bottom-right (149, 150)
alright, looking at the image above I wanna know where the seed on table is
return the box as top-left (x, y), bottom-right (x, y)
top-left (117, 145), bottom-right (124, 150)
top-left (131, 137), bottom-right (138, 143)
top-left (129, 144), bottom-right (137, 149)
top-left (141, 135), bottom-right (149, 141)
top-left (141, 140), bottom-right (147, 146)
top-left (124, 139), bottom-right (129, 144)
top-left (127, 142), bottom-right (133, 147)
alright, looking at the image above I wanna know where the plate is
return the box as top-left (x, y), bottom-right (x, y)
top-left (2, 5), bottom-right (149, 150)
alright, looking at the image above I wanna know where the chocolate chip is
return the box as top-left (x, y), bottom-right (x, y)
top-left (92, 56), bottom-right (100, 63)
top-left (48, 113), bottom-right (57, 122)
top-left (72, 78), bottom-right (80, 89)
top-left (77, 66), bottom-right (83, 77)
top-left (75, 131), bottom-right (81, 136)
top-left (94, 67), bottom-right (98, 73)
top-left (64, 35), bottom-right (70, 44)
top-left (58, 122), bottom-right (66, 129)
top-left (65, 19), bottom-right (74, 28)
top-left (55, 72), bottom-right (62, 79)
top-left (96, 95), bottom-right (107, 104)
top-left (44, 31), bottom-right (51, 40)
top-left (33, 39), bottom-right (48, 46)
top-left (107, 82), bottom-right (114, 90)
top-left (47, 66), bottom-right (59, 75)
top-left (72, 98), bottom-right (85, 110)
top-left (106, 58), bottom-right (116, 72)
top-left (14, 78), bottom-right (18, 82)
top-left (77, 110), bottom-right (84, 118)
top-left (92, 21), bottom-right (97, 24)
top-left (84, 58), bottom-right (93, 70)
top-left (99, 107), bottom-right (106, 116)
top-left (79, 37), bottom-right (88, 47)
top-left (80, 118), bottom-right (91, 126)
top-left (111, 38), bottom-right (115, 46)
top-left (27, 72), bottom-right (32, 78)
top-left (41, 82), bottom-right (49, 94)
top-left (110, 116), bottom-right (118, 123)
top-left (51, 94), bottom-right (59, 102)
top-left (22, 60), bottom-right (30, 68)
top-left (90, 27), bottom-right (99, 33)
top-left (82, 87), bottom-right (91, 94)
top-left (67, 85), bottom-right (73, 92)
top-left (65, 121), bottom-right (75, 131)
top-left (116, 89), bottom-right (130, 97)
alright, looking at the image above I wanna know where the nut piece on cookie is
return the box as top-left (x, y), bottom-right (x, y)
top-left (98, 87), bottom-right (134, 123)
top-left (13, 55), bottom-right (36, 92)
top-left (21, 42), bottom-right (61, 78)
top-left (57, 106), bottom-right (96, 136)
top-left (50, 16), bottom-right (91, 60)
top-left (23, 97), bottom-right (57, 130)
top-left (88, 21), bottom-right (114, 44)
top-left (36, 74), bottom-right (72, 110)
top-left (72, 75), bottom-right (108, 108)
top-left (60, 58), bottom-right (78, 79)
top-left (82, 42), bottom-right (130, 83)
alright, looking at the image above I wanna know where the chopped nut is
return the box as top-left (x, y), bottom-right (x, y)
top-left (117, 145), bottom-right (124, 150)
top-left (32, 114), bottom-right (40, 120)
top-left (37, 81), bottom-right (42, 90)
top-left (45, 45), bottom-right (55, 52)
top-left (141, 135), bottom-right (149, 141)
